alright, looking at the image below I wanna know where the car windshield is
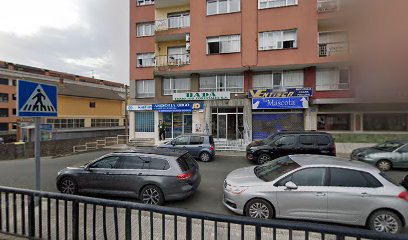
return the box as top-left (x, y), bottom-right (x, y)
top-left (262, 134), bottom-right (279, 145)
top-left (373, 142), bottom-right (403, 152)
top-left (254, 156), bottom-right (300, 182)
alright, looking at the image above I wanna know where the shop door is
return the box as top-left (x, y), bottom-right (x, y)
top-left (218, 114), bottom-right (227, 139)
top-left (183, 114), bottom-right (192, 134)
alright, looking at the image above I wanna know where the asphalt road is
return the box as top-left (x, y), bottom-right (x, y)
top-left (0, 151), bottom-right (407, 233)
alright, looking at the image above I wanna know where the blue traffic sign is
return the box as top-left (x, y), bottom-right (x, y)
top-left (17, 80), bottom-right (58, 117)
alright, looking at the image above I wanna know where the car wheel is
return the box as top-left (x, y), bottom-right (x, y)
top-left (245, 199), bottom-right (274, 219)
top-left (368, 210), bottom-right (402, 234)
top-left (199, 152), bottom-right (212, 162)
top-left (59, 177), bottom-right (77, 195)
top-left (257, 154), bottom-right (271, 165)
top-left (141, 185), bottom-right (164, 205)
top-left (376, 160), bottom-right (392, 171)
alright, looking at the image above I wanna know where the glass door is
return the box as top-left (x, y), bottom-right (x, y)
top-left (183, 114), bottom-right (192, 134)
top-left (218, 114), bottom-right (227, 139)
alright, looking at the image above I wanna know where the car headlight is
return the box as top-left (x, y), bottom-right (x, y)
top-left (226, 185), bottom-right (248, 195)
top-left (362, 155), bottom-right (374, 161)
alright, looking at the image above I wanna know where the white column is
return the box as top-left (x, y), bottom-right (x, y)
top-left (129, 111), bottom-right (136, 140)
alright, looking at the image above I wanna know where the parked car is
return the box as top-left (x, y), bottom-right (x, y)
top-left (223, 155), bottom-right (408, 234)
top-left (246, 131), bottom-right (336, 164)
top-left (158, 134), bottom-right (215, 162)
top-left (56, 148), bottom-right (201, 205)
top-left (351, 140), bottom-right (408, 171)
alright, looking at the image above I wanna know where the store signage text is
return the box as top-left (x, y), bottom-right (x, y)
top-left (173, 92), bottom-right (231, 101)
top-left (252, 97), bottom-right (309, 110)
top-left (153, 103), bottom-right (204, 112)
top-left (248, 88), bottom-right (313, 98)
top-left (127, 105), bottom-right (153, 111)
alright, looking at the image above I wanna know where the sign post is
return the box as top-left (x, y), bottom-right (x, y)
top-left (17, 80), bottom-right (58, 192)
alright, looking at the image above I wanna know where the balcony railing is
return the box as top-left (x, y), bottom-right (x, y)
top-left (316, 82), bottom-right (350, 91)
top-left (155, 54), bottom-right (190, 67)
top-left (155, 15), bottom-right (190, 31)
top-left (317, 0), bottom-right (341, 13)
top-left (319, 42), bottom-right (348, 57)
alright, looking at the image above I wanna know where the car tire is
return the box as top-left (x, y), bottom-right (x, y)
top-left (376, 160), bottom-right (392, 171)
top-left (368, 210), bottom-right (402, 234)
top-left (199, 152), bottom-right (212, 162)
top-left (58, 177), bottom-right (78, 195)
top-left (141, 185), bottom-right (164, 206)
top-left (257, 154), bottom-right (272, 165)
top-left (245, 199), bottom-right (274, 219)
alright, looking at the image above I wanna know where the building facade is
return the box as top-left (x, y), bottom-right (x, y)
top-left (129, 0), bottom-right (408, 144)
top-left (0, 61), bottom-right (127, 142)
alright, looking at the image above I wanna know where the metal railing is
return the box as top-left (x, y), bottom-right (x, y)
top-left (0, 186), bottom-right (406, 240)
top-left (317, 0), bottom-right (341, 13)
top-left (73, 135), bottom-right (129, 153)
top-left (319, 42), bottom-right (349, 57)
top-left (155, 54), bottom-right (190, 67)
top-left (155, 15), bottom-right (190, 31)
top-left (316, 82), bottom-right (350, 91)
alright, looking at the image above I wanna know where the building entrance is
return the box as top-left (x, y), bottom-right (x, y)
top-left (211, 108), bottom-right (243, 140)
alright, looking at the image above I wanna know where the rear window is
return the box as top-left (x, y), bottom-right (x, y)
top-left (147, 157), bottom-right (170, 170)
top-left (176, 153), bottom-right (197, 172)
top-left (380, 172), bottom-right (400, 186)
top-left (209, 136), bottom-right (214, 144)
top-left (316, 135), bottom-right (331, 146)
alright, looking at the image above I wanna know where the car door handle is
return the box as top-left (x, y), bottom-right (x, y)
top-left (138, 173), bottom-right (143, 176)
top-left (361, 193), bottom-right (371, 197)
top-left (315, 192), bottom-right (326, 197)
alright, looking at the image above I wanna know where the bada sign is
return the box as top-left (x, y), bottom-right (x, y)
top-left (173, 92), bottom-right (230, 101)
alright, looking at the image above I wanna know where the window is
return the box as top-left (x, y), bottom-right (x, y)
top-left (12, 94), bottom-right (16, 100)
top-left (12, 109), bottom-right (16, 115)
top-left (200, 74), bottom-right (244, 93)
top-left (147, 157), bottom-right (170, 170)
top-left (190, 136), bottom-right (204, 145)
top-left (274, 136), bottom-right (296, 147)
top-left (91, 119), bottom-right (120, 127)
top-left (136, 22), bottom-right (154, 37)
top-left (259, 0), bottom-right (298, 9)
top-left (299, 135), bottom-right (314, 146)
top-left (317, 114), bottom-right (352, 131)
top-left (89, 102), bottom-right (96, 108)
top-left (207, 35), bottom-right (241, 54)
top-left (168, 12), bottom-right (190, 29)
top-left (253, 70), bottom-right (304, 90)
top-left (120, 156), bottom-right (145, 169)
top-left (363, 113), bottom-right (408, 132)
top-left (175, 136), bottom-right (189, 145)
top-left (136, 80), bottom-right (155, 98)
top-left (135, 112), bottom-right (154, 132)
top-left (397, 144), bottom-right (408, 153)
top-left (47, 119), bottom-right (85, 129)
top-left (177, 154), bottom-right (197, 172)
top-left (137, 53), bottom-right (155, 67)
top-left (316, 68), bottom-right (350, 91)
top-left (259, 29), bottom-right (297, 50)
top-left (0, 78), bottom-right (8, 85)
top-left (256, 156), bottom-right (301, 182)
top-left (137, 0), bottom-right (154, 6)
top-left (318, 31), bottom-right (348, 57)
top-left (0, 93), bottom-right (8, 103)
top-left (316, 135), bottom-right (331, 146)
top-left (91, 156), bottom-right (119, 169)
top-left (207, 0), bottom-right (240, 15)
top-left (329, 168), bottom-right (383, 188)
top-left (290, 168), bottom-right (327, 186)
top-left (163, 77), bottom-right (191, 95)
top-left (0, 123), bottom-right (8, 131)
top-left (0, 109), bottom-right (9, 118)
top-left (167, 47), bottom-right (189, 66)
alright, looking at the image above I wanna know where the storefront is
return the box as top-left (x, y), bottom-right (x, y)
top-left (211, 107), bottom-right (244, 140)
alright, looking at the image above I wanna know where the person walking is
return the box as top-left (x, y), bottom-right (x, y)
top-left (158, 120), bottom-right (166, 141)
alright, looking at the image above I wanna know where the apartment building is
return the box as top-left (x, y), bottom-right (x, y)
top-left (129, 0), bottom-right (408, 144)
top-left (0, 61), bottom-right (127, 142)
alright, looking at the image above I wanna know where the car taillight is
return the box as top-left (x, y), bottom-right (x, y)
top-left (210, 144), bottom-right (214, 151)
top-left (398, 192), bottom-right (408, 202)
top-left (177, 172), bottom-right (192, 180)
top-left (332, 144), bottom-right (337, 156)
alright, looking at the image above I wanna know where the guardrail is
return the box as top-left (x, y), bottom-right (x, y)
top-left (155, 16), bottom-right (190, 31)
top-left (0, 186), bottom-right (406, 240)
top-left (73, 135), bottom-right (129, 153)
top-left (155, 54), bottom-right (190, 67)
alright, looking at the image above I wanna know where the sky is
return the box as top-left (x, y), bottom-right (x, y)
top-left (0, 0), bottom-right (129, 84)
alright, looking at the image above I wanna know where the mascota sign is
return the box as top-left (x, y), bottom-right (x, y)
top-left (248, 88), bottom-right (313, 98)
top-left (252, 97), bottom-right (309, 110)
top-left (173, 92), bottom-right (230, 101)
top-left (153, 103), bottom-right (204, 112)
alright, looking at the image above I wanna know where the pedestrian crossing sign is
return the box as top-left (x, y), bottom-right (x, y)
top-left (17, 80), bottom-right (58, 117)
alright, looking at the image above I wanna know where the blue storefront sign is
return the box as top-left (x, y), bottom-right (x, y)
top-left (153, 103), bottom-right (204, 112)
top-left (252, 97), bottom-right (309, 110)
top-left (248, 88), bottom-right (313, 98)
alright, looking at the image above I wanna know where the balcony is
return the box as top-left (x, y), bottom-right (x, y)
top-left (155, 15), bottom-right (190, 32)
top-left (319, 42), bottom-right (348, 57)
top-left (155, 54), bottom-right (190, 67)
top-left (155, 0), bottom-right (189, 8)
top-left (317, 0), bottom-right (341, 13)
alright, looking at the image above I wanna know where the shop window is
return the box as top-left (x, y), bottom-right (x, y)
top-left (0, 93), bottom-right (8, 103)
top-left (259, 0), bottom-right (298, 9)
top-left (163, 113), bottom-right (192, 139)
top-left (136, 80), bottom-right (155, 98)
top-left (163, 77), bottom-right (191, 95)
top-left (316, 68), bottom-right (350, 91)
top-left (363, 113), bottom-right (408, 131)
top-left (0, 78), bottom-right (8, 85)
top-left (200, 74), bottom-right (244, 93)
top-left (253, 70), bottom-right (304, 90)
top-left (207, 0), bottom-right (240, 15)
top-left (135, 112), bottom-right (154, 132)
top-left (317, 114), bottom-right (352, 131)
top-left (207, 35), bottom-right (241, 54)
top-left (259, 29), bottom-right (297, 51)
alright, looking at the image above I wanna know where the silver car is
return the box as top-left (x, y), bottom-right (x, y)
top-left (223, 155), bottom-right (408, 233)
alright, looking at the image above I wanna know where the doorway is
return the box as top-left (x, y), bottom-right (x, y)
top-left (212, 108), bottom-right (244, 140)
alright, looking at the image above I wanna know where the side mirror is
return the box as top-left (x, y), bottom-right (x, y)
top-left (171, 140), bottom-right (176, 146)
top-left (285, 181), bottom-right (298, 190)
